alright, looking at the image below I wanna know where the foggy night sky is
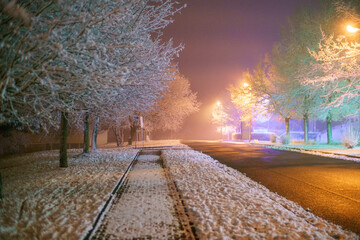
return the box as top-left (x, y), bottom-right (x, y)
top-left (163, 0), bottom-right (313, 139)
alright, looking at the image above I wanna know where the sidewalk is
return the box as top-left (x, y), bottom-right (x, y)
top-left (91, 150), bottom-right (195, 239)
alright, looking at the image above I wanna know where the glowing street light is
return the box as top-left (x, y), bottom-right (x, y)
top-left (212, 100), bottom-right (227, 140)
top-left (347, 24), bottom-right (359, 33)
top-left (243, 82), bottom-right (249, 87)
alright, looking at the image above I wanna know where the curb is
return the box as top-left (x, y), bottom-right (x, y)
top-left (253, 143), bottom-right (360, 160)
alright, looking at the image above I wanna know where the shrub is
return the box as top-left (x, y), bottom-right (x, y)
top-left (342, 127), bottom-right (359, 149)
top-left (270, 134), bottom-right (277, 143)
top-left (281, 135), bottom-right (291, 145)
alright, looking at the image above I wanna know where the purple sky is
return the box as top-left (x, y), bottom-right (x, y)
top-left (163, 0), bottom-right (312, 139)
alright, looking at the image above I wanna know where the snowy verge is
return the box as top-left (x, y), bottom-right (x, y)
top-left (162, 149), bottom-right (359, 239)
top-left (252, 143), bottom-right (360, 163)
top-left (0, 148), bottom-right (138, 240)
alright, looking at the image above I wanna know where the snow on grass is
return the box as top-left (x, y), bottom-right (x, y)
top-left (0, 148), bottom-right (138, 240)
top-left (162, 149), bottom-right (359, 239)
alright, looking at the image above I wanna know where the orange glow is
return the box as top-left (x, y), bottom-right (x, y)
top-left (217, 101), bottom-right (221, 106)
top-left (347, 25), bottom-right (359, 33)
top-left (243, 82), bottom-right (249, 87)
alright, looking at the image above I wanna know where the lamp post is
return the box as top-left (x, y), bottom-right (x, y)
top-left (217, 101), bottom-right (223, 140)
top-left (212, 100), bottom-right (225, 140)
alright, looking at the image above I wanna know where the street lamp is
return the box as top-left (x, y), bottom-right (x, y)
top-left (213, 101), bottom-right (225, 140)
top-left (347, 24), bottom-right (359, 33)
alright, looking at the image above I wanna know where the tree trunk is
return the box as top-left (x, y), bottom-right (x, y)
top-left (92, 115), bottom-right (99, 151)
top-left (128, 116), bottom-right (136, 145)
top-left (326, 115), bottom-right (333, 144)
top-left (121, 128), bottom-right (124, 144)
top-left (0, 170), bottom-right (4, 199)
top-left (113, 126), bottom-right (123, 147)
top-left (83, 113), bottom-right (90, 153)
top-left (285, 117), bottom-right (290, 138)
top-left (60, 111), bottom-right (68, 168)
top-left (304, 114), bottom-right (309, 144)
top-left (146, 130), bottom-right (150, 141)
top-left (248, 119), bottom-right (252, 143)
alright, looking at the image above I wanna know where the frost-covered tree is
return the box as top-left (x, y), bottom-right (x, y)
top-left (1, 0), bottom-right (185, 164)
top-left (144, 72), bottom-right (200, 136)
top-left (299, 0), bottom-right (360, 143)
top-left (88, 40), bottom-right (182, 149)
top-left (307, 34), bottom-right (360, 107)
top-left (64, 1), bottom-right (184, 151)
top-left (213, 90), bottom-right (242, 133)
top-left (304, 0), bottom-right (360, 107)
top-left (211, 100), bottom-right (228, 139)
top-left (304, 33), bottom-right (360, 141)
top-left (73, 1), bottom-right (185, 150)
top-left (271, 0), bottom-right (343, 143)
top-left (1, 0), bottom-right (111, 166)
top-left (246, 56), bottom-right (297, 138)
top-left (229, 71), bottom-right (266, 142)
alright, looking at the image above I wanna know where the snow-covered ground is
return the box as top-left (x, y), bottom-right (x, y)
top-left (93, 154), bottom-right (182, 239)
top-left (0, 148), bottom-right (138, 239)
top-left (0, 139), bottom-right (358, 239)
top-left (162, 148), bottom-right (359, 239)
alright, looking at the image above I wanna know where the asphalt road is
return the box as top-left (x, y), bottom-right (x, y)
top-left (181, 140), bottom-right (360, 235)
